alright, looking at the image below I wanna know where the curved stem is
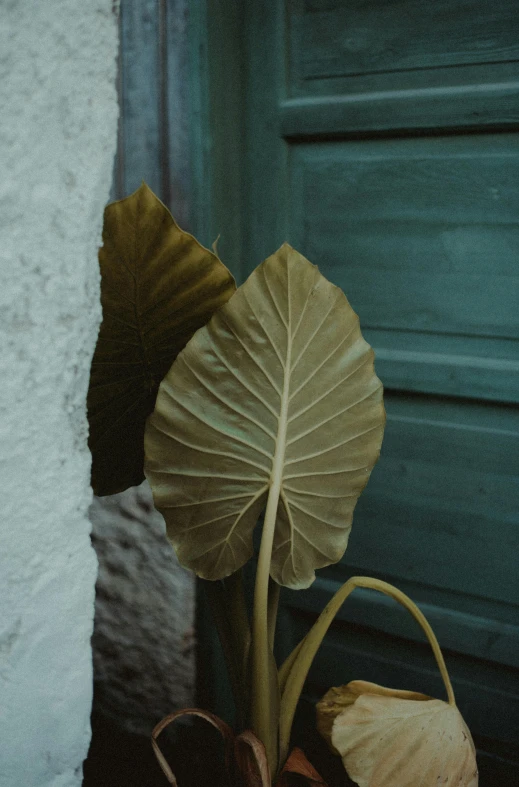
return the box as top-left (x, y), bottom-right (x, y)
top-left (278, 637), bottom-right (305, 696)
top-left (359, 578), bottom-right (455, 705)
top-left (278, 575), bottom-right (456, 767)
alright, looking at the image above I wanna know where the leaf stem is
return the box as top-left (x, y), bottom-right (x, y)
top-left (278, 637), bottom-right (305, 697)
top-left (251, 482), bottom-right (282, 773)
top-left (278, 575), bottom-right (456, 766)
top-left (267, 577), bottom-right (281, 651)
top-left (251, 274), bottom-right (292, 773)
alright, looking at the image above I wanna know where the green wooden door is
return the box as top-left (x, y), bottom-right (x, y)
top-left (194, 1), bottom-right (519, 782)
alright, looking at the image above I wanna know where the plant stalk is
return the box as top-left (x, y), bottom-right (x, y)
top-left (251, 345), bottom-right (291, 773)
top-left (278, 575), bottom-right (456, 766)
top-left (250, 481), bottom-right (282, 774)
top-left (251, 277), bottom-right (292, 775)
top-left (267, 577), bottom-right (281, 651)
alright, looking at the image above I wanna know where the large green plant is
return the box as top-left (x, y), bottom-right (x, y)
top-left (88, 185), bottom-right (478, 787)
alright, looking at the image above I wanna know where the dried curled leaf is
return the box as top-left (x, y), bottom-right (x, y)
top-left (323, 682), bottom-right (478, 787)
top-left (145, 244), bottom-right (385, 588)
top-left (277, 747), bottom-right (328, 786)
top-left (151, 711), bottom-right (327, 787)
top-left (88, 183), bottom-right (235, 496)
top-left (316, 681), bottom-right (429, 754)
top-left (234, 730), bottom-right (271, 787)
top-left (151, 707), bottom-right (235, 786)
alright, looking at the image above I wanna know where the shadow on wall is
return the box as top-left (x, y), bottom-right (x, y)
top-left (84, 481), bottom-right (195, 783)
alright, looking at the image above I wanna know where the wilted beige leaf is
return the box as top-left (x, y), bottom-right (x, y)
top-left (328, 682), bottom-right (478, 787)
top-left (316, 681), bottom-right (430, 753)
top-left (87, 183), bottom-right (235, 496)
top-left (145, 244), bottom-right (385, 588)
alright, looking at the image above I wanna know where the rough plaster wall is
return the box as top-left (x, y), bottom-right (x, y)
top-left (0, 2), bottom-right (119, 786)
top-left (90, 482), bottom-right (195, 736)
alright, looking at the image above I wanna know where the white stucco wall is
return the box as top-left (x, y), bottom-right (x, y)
top-left (0, 2), bottom-right (119, 785)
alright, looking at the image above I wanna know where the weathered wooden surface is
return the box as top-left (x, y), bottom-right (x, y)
top-left (290, 0), bottom-right (519, 81)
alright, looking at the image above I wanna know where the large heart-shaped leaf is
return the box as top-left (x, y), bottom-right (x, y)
top-left (87, 183), bottom-right (235, 496)
top-left (144, 244), bottom-right (384, 588)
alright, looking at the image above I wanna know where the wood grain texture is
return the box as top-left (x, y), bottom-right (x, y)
top-left (342, 392), bottom-right (519, 600)
top-left (290, 0), bottom-right (519, 81)
top-left (365, 330), bottom-right (519, 404)
top-left (280, 81), bottom-right (519, 137)
top-left (241, 0), bottom-right (290, 272)
top-left (119, 0), bottom-right (162, 197)
top-left (290, 137), bottom-right (519, 381)
top-left (162, 0), bottom-right (191, 229)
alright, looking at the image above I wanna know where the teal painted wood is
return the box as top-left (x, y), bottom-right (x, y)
top-left (241, 0), bottom-right (291, 270)
top-left (111, 0), bottom-right (194, 216)
top-left (364, 331), bottom-right (519, 405)
top-left (290, 136), bottom-right (519, 337)
top-left (187, 0), bottom-right (245, 281)
top-left (280, 81), bottom-right (519, 137)
top-left (186, 0), bottom-right (212, 245)
top-left (162, 0), bottom-right (191, 229)
top-left (110, 0), bottom-right (200, 224)
top-left (289, 0), bottom-right (519, 81)
top-left (205, 0), bottom-right (246, 280)
top-left (119, 0), bottom-right (163, 198)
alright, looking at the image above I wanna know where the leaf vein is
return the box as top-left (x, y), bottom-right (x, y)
top-left (284, 498), bottom-right (346, 529)
top-left (178, 354), bottom-right (277, 440)
top-left (287, 387), bottom-right (379, 446)
top-left (288, 323), bottom-right (356, 402)
top-left (164, 374), bottom-right (274, 461)
top-left (190, 484), bottom-right (268, 562)
top-left (290, 293), bottom-right (340, 373)
top-left (242, 290), bottom-right (286, 369)
top-left (205, 331), bottom-right (280, 419)
top-left (292, 523), bottom-right (335, 558)
top-left (102, 311), bottom-right (139, 332)
top-left (218, 311), bottom-right (283, 397)
top-left (157, 429), bottom-right (270, 474)
top-left (172, 491), bottom-right (261, 508)
top-left (282, 484), bottom-right (354, 500)
top-left (284, 424), bottom-right (380, 466)
top-left (283, 465), bottom-right (367, 480)
top-left (288, 354), bottom-right (373, 424)
top-left (262, 264), bottom-right (288, 329)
